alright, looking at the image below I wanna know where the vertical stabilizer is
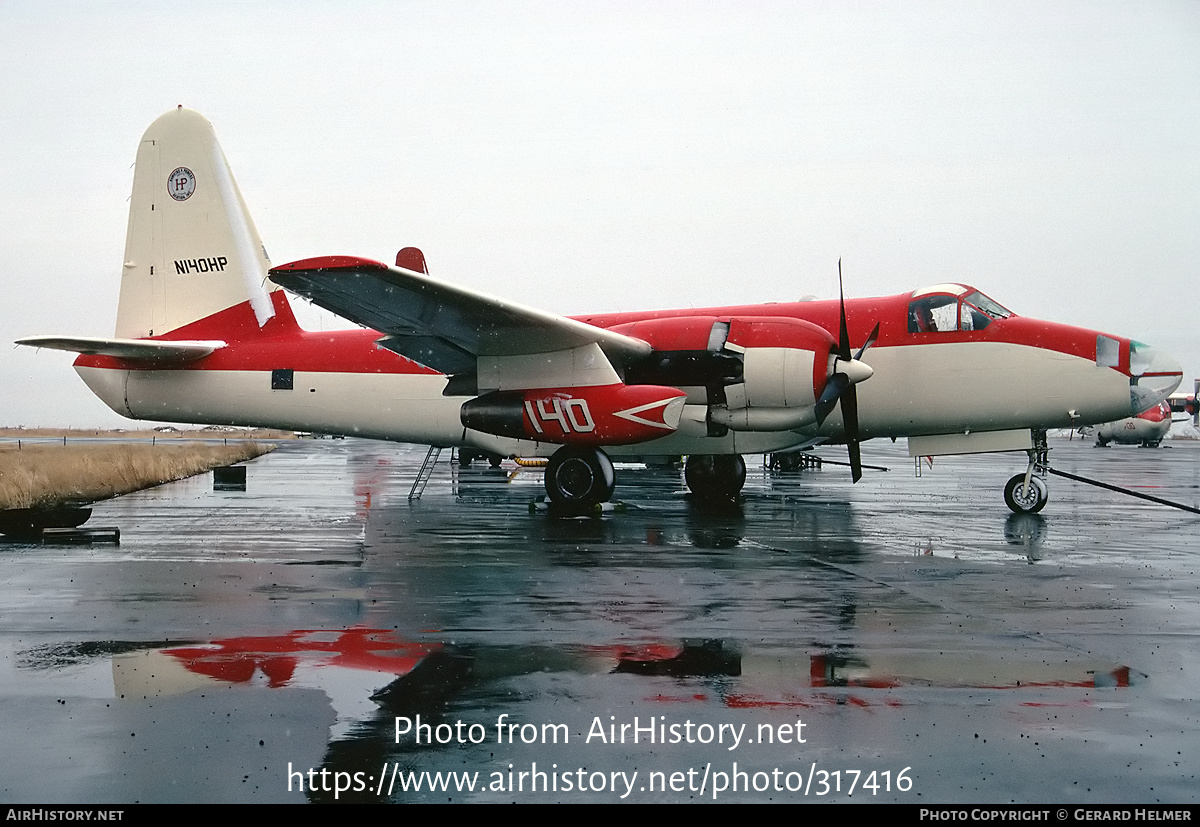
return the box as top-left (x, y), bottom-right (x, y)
top-left (115, 107), bottom-right (278, 338)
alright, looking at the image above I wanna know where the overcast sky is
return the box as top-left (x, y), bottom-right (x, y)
top-left (2, 1), bottom-right (1197, 427)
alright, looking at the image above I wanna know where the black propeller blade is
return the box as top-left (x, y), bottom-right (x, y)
top-left (818, 260), bottom-right (880, 483)
top-left (837, 259), bottom-right (851, 361)
top-left (842, 374), bottom-right (863, 482)
top-left (814, 373), bottom-right (849, 426)
top-left (855, 321), bottom-right (880, 361)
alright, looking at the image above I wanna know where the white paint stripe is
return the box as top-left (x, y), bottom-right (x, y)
top-left (612, 398), bottom-right (677, 429)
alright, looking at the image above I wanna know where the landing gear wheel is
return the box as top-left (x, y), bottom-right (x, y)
top-left (1004, 474), bottom-right (1048, 514)
top-left (544, 447), bottom-right (615, 507)
top-left (684, 454), bottom-right (747, 500)
top-left (776, 452), bottom-right (803, 472)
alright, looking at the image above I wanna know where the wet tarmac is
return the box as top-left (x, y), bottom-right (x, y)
top-left (1, 436), bottom-right (1198, 803)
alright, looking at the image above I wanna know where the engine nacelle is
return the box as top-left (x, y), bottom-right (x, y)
top-left (725, 317), bottom-right (836, 410)
top-left (461, 383), bottom-right (687, 445)
top-left (610, 315), bottom-right (839, 432)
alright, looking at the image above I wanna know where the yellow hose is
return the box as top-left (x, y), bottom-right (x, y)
top-left (512, 457), bottom-right (548, 468)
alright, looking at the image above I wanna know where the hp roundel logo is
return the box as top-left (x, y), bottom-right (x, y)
top-left (167, 167), bottom-right (195, 201)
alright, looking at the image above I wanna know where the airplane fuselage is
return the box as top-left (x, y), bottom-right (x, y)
top-left (73, 288), bottom-right (1151, 460)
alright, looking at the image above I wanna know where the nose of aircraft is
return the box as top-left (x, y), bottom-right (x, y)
top-left (1129, 343), bottom-right (1183, 413)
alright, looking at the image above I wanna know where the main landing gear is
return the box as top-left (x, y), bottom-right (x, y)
top-left (1003, 430), bottom-right (1050, 514)
top-left (684, 454), bottom-right (747, 501)
top-left (544, 446), bottom-right (615, 508)
top-left (541, 448), bottom-right (749, 507)
top-left (458, 448), bottom-right (503, 468)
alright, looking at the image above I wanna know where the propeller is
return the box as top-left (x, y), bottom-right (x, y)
top-left (814, 259), bottom-right (879, 482)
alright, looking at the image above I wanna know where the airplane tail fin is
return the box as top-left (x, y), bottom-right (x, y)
top-left (115, 106), bottom-right (288, 339)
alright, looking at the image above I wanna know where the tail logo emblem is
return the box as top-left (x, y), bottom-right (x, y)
top-left (167, 167), bottom-right (195, 201)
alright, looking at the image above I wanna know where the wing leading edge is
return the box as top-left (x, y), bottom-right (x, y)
top-left (268, 256), bottom-right (651, 377)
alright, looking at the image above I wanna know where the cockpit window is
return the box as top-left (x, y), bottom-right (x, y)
top-left (963, 291), bottom-right (1012, 320)
top-left (909, 293), bottom-right (1007, 333)
top-left (959, 304), bottom-right (987, 331)
top-left (908, 296), bottom-right (958, 333)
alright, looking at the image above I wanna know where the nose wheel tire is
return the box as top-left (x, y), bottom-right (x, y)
top-left (684, 454), bottom-right (747, 500)
top-left (544, 447), bottom-right (616, 507)
top-left (1004, 474), bottom-right (1048, 513)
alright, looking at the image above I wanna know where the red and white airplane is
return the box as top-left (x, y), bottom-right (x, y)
top-left (18, 108), bottom-right (1183, 513)
top-left (1093, 400), bottom-right (1173, 447)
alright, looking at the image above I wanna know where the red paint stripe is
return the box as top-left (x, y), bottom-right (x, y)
top-left (1138, 402), bottom-right (1171, 423)
top-left (74, 295), bottom-right (438, 375)
top-left (271, 255), bottom-right (389, 272)
top-left (579, 290), bottom-right (1133, 371)
top-left (71, 282), bottom-right (1146, 381)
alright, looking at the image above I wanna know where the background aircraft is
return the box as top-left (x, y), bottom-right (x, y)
top-left (1092, 401), bottom-right (1173, 448)
top-left (1168, 391), bottom-right (1200, 424)
top-left (17, 109), bottom-right (1183, 513)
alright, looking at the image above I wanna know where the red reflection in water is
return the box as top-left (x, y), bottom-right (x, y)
top-left (162, 628), bottom-right (435, 688)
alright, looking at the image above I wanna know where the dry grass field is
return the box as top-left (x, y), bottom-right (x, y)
top-left (0, 426), bottom-right (294, 440)
top-left (0, 441), bottom-right (276, 510)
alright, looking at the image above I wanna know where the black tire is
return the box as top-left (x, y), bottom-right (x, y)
top-left (544, 447), bottom-right (616, 506)
top-left (684, 454), bottom-right (747, 500)
top-left (1004, 474), bottom-right (1047, 514)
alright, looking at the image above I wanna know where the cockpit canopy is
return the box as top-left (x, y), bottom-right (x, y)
top-left (908, 285), bottom-right (1013, 333)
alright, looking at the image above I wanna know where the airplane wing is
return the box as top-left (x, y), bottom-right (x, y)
top-left (269, 256), bottom-right (652, 376)
top-left (15, 336), bottom-right (225, 362)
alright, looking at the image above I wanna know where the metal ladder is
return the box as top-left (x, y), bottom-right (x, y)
top-left (408, 446), bottom-right (442, 500)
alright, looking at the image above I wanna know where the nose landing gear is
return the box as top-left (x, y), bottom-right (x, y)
top-left (1004, 473), bottom-right (1048, 513)
top-left (1004, 430), bottom-right (1050, 513)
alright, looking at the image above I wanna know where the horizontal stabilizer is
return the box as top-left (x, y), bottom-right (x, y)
top-left (16, 335), bottom-right (224, 363)
top-left (270, 256), bottom-right (651, 374)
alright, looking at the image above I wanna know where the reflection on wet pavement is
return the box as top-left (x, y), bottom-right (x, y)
top-left (1, 437), bottom-right (1197, 802)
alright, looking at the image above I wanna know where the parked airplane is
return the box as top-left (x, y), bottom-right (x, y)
top-left (18, 108), bottom-right (1183, 513)
top-left (1168, 390), bottom-right (1199, 422)
top-left (1093, 400), bottom-right (1173, 447)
